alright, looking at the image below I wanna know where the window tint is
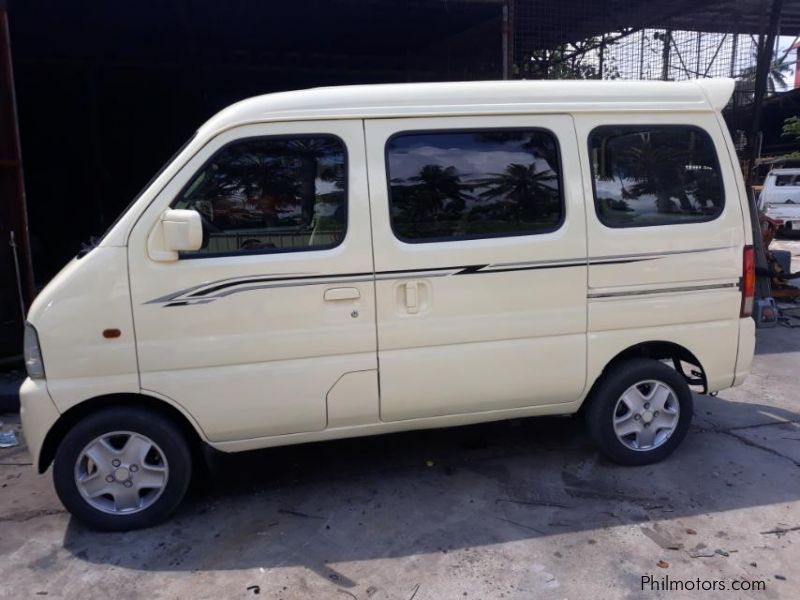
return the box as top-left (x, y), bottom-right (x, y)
top-left (386, 130), bottom-right (563, 242)
top-left (588, 125), bottom-right (724, 228)
top-left (172, 135), bottom-right (346, 256)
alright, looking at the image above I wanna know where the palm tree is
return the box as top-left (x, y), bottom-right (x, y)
top-left (287, 137), bottom-right (344, 223)
top-left (475, 163), bottom-right (558, 219)
top-left (186, 143), bottom-right (299, 216)
top-left (617, 135), bottom-right (695, 213)
top-left (407, 165), bottom-right (472, 217)
top-left (737, 55), bottom-right (793, 95)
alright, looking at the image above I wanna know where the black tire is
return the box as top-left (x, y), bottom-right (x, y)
top-left (53, 407), bottom-right (192, 531)
top-left (584, 358), bottom-right (693, 466)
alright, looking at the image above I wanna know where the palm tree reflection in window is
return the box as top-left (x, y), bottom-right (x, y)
top-left (476, 163), bottom-right (559, 221)
top-left (174, 135), bottom-right (346, 255)
top-left (387, 130), bottom-right (563, 241)
top-left (405, 165), bottom-right (472, 219)
top-left (590, 126), bottom-right (723, 228)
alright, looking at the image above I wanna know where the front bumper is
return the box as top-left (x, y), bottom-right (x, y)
top-left (19, 377), bottom-right (61, 472)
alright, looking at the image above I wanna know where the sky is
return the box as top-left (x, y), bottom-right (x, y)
top-left (387, 133), bottom-right (556, 183)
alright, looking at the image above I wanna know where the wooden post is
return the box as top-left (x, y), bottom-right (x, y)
top-left (0, 0), bottom-right (35, 357)
top-left (503, 0), bottom-right (514, 79)
top-left (747, 0), bottom-right (784, 302)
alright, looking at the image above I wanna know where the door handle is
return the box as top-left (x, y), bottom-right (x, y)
top-left (404, 282), bottom-right (419, 314)
top-left (324, 287), bottom-right (360, 302)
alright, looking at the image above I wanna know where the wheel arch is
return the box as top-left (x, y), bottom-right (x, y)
top-left (583, 340), bottom-right (707, 412)
top-left (37, 393), bottom-right (208, 474)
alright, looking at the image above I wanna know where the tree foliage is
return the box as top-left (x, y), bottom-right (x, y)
top-left (782, 115), bottom-right (800, 141)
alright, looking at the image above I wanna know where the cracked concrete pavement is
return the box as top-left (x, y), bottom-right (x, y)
top-left (1, 324), bottom-right (799, 599)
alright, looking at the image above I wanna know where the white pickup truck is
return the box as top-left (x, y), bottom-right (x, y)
top-left (758, 168), bottom-right (800, 234)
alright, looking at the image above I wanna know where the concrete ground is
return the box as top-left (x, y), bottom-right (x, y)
top-left (0, 324), bottom-right (798, 600)
top-left (772, 236), bottom-right (800, 275)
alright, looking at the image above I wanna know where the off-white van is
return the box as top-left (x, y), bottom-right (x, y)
top-left (21, 79), bottom-right (756, 530)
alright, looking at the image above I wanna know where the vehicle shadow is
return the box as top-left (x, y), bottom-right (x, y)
top-left (62, 392), bottom-right (800, 583)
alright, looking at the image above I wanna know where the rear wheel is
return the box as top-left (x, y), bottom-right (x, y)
top-left (585, 358), bottom-right (693, 466)
top-left (53, 407), bottom-right (192, 531)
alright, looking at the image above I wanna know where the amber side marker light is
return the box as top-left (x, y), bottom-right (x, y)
top-left (103, 328), bottom-right (121, 339)
top-left (740, 245), bottom-right (755, 318)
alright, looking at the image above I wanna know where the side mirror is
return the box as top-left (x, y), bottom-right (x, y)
top-left (148, 209), bottom-right (203, 261)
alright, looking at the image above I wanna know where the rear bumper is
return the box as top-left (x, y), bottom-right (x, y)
top-left (732, 317), bottom-right (756, 387)
top-left (19, 378), bottom-right (61, 472)
top-left (764, 211), bottom-right (800, 226)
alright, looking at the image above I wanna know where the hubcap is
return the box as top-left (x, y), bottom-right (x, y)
top-left (612, 380), bottom-right (680, 452)
top-left (74, 431), bottom-right (169, 515)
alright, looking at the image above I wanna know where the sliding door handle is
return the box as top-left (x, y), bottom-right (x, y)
top-left (324, 287), bottom-right (361, 302)
top-left (405, 282), bottom-right (419, 313)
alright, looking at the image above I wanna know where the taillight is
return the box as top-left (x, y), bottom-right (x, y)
top-left (741, 245), bottom-right (755, 318)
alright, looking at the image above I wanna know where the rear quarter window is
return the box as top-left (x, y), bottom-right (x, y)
top-left (588, 125), bottom-right (724, 228)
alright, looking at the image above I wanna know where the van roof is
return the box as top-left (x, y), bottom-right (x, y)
top-left (200, 79), bottom-right (735, 134)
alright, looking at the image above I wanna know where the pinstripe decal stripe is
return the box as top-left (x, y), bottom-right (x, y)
top-left (588, 282), bottom-right (739, 299)
top-left (147, 247), bottom-right (732, 306)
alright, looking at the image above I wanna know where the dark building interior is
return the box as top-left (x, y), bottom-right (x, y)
top-left (9, 0), bottom-right (503, 286)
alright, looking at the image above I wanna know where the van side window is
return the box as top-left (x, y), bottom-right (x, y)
top-left (385, 129), bottom-right (563, 242)
top-left (588, 125), bottom-right (724, 228)
top-left (172, 135), bottom-right (346, 257)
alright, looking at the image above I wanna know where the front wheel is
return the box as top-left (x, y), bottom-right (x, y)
top-left (585, 358), bottom-right (693, 466)
top-left (53, 407), bottom-right (192, 531)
